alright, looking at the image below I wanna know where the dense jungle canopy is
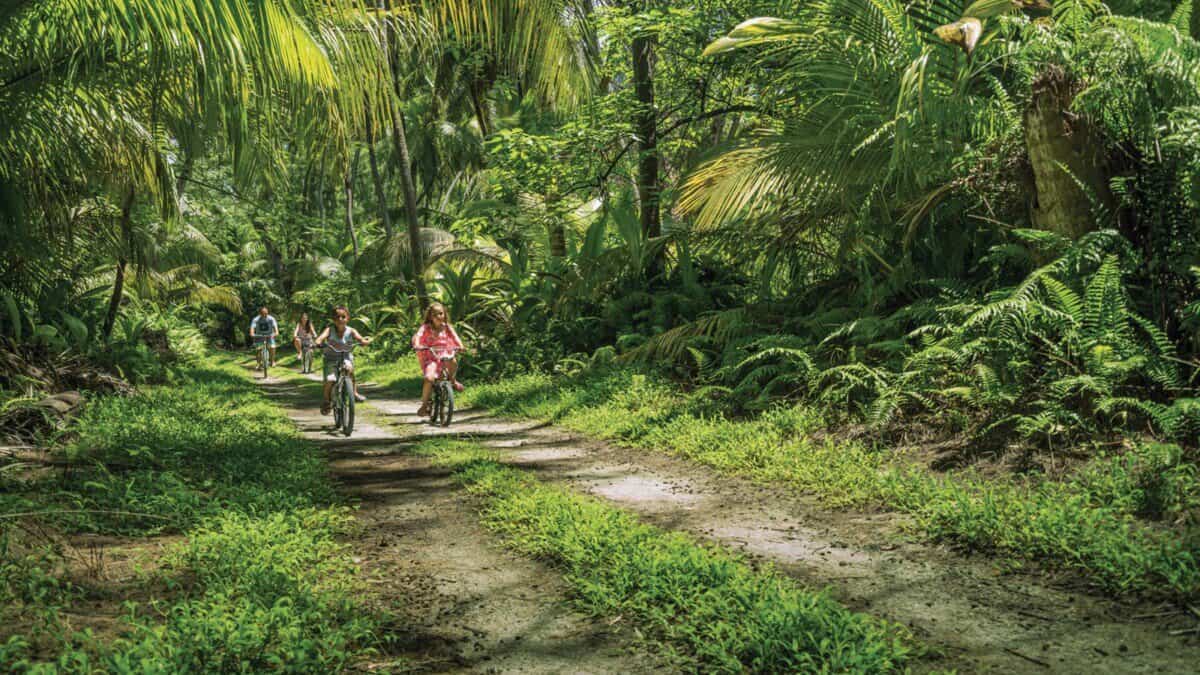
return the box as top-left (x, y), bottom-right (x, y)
top-left (3, 0), bottom-right (1200, 671)
top-left (4, 0), bottom-right (1200, 440)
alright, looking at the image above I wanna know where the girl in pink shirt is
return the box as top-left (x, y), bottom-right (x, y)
top-left (412, 302), bottom-right (464, 417)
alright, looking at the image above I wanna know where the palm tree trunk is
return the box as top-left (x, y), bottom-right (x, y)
top-left (386, 83), bottom-right (430, 310)
top-left (381, 0), bottom-right (429, 309)
top-left (345, 147), bottom-right (362, 259)
top-left (1024, 66), bottom-right (1113, 239)
top-left (365, 107), bottom-right (394, 239)
top-left (175, 154), bottom-right (195, 209)
top-left (547, 209), bottom-right (567, 258)
top-left (102, 188), bottom-right (135, 342)
top-left (632, 31), bottom-right (660, 242)
top-left (469, 79), bottom-right (492, 137)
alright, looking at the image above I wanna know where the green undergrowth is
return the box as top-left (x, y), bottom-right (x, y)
top-left (414, 437), bottom-right (914, 674)
top-left (459, 369), bottom-right (1200, 598)
top-left (356, 358), bottom-right (424, 399)
top-left (2, 358), bottom-right (334, 536)
top-left (0, 355), bottom-right (390, 672)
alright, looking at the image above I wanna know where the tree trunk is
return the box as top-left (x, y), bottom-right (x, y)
top-left (1024, 66), bottom-right (1113, 240)
top-left (546, 194), bottom-right (567, 259)
top-left (381, 0), bottom-right (429, 309)
top-left (365, 107), bottom-right (394, 240)
top-left (345, 147), bottom-right (362, 259)
top-left (632, 31), bottom-right (660, 242)
top-left (102, 189), bottom-right (136, 342)
top-left (386, 83), bottom-right (430, 310)
top-left (174, 154), bottom-right (194, 211)
top-left (469, 79), bottom-right (492, 137)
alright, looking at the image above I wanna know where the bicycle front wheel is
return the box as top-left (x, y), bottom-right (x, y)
top-left (261, 346), bottom-right (269, 378)
top-left (438, 382), bottom-right (454, 427)
top-left (333, 381), bottom-right (344, 429)
top-left (430, 386), bottom-right (443, 425)
top-left (341, 378), bottom-right (355, 437)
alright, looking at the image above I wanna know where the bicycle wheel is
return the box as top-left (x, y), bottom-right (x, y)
top-left (302, 348), bottom-right (313, 374)
top-left (430, 386), bottom-right (443, 425)
top-left (341, 378), bottom-right (355, 437)
top-left (333, 377), bottom-right (344, 429)
top-left (438, 381), bottom-right (454, 427)
top-left (261, 345), bottom-right (269, 378)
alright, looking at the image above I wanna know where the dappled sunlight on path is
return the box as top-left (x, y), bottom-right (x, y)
top-left (250, 356), bottom-right (1200, 674)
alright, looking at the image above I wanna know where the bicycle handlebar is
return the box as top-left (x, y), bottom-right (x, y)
top-left (417, 346), bottom-right (459, 360)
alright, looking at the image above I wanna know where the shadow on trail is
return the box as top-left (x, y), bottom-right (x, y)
top-left (242, 358), bottom-right (671, 674)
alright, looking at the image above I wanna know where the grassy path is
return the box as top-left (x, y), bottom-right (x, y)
top-left (252, 365), bottom-right (673, 673)
top-left (322, 364), bottom-right (1200, 673)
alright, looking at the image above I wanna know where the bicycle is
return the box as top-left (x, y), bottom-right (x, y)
top-left (253, 337), bottom-right (272, 378)
top-left (328, 351), bottom-right (355, 437)
top-left (421, 347), bottom-right (459, 428)
top-left (299, 337), bottom-right (316, 374)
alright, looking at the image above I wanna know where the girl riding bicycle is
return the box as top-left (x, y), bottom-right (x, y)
top-left (316, 306), bottom-right (371, 415)
top-left (293, 312), bottom-right (316, 369)
top-left (413, 302), bottom-right (464, 417)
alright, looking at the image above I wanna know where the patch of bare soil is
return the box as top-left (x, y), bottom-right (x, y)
top-left (0, 528), bottom-right (182, 660)
top-left (256, 373), bottom-right (673, 674)
top-left (358, 392), bottom-right (1200, 674)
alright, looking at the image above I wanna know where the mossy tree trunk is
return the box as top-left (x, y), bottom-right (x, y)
top-left (1023, 66), bottom-right (1114, 239)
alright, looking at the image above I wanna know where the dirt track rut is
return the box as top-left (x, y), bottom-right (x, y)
top-left (256, 366), bottom-right (1200, 674)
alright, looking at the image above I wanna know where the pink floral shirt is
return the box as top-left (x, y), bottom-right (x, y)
top-left (412, 323), bottom-right (463, 361)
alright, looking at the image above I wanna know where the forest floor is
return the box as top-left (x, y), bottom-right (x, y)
top-left (254, 361), bottom-right (1200, 674)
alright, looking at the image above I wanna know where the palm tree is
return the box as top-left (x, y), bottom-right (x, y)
top-left (1, 0), bottom-right (368, 335)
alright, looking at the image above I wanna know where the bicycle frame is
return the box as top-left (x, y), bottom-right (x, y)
top-left (254, 336), bottom-right (272, 376)
top-left (300, 338), bottom-right (315, 372)
top-left (420, 347), bottom-right (459, 426)
top-left (328, 350), bottom-right (355, 436)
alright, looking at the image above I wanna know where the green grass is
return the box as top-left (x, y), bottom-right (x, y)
top-left (0, 359), bottom-right (335, 536)
top-left (459, 369), bottom-right (1200, 598)
top-left (356, 357), bottom-right (424, 399)
top-left (0, 354), bottom-right (390, 672)
top-left (97, 509), bottom-right (380, 673)
top-left (415, 437), bottom-right (914, 674)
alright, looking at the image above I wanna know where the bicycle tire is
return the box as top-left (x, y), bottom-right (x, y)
top-left (430, 385), bottom-right (442, 425)
top-left (341, 378), bottom-right (355, 437)
top-left (333, 377), bottom-right (344, 429)
top-left (439, 382), bottom-right (454, 427)
top-left (303, 349), bottom-right (313, 374)
top-left (261, 344), bottom-right (269, 379)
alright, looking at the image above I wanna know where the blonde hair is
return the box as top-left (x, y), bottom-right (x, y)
top-left (422, 302), bottom-right (449, 325)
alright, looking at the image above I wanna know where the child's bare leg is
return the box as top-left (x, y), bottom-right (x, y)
top-left (322, 380), bottom-right (333, 407)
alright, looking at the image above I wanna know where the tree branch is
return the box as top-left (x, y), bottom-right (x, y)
top-left (660, 105), bottom-right (756, 138)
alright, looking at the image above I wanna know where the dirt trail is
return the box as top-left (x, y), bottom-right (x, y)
top-left (254, 371), bottom-right (671, 674)
top-left (258, 367), bottom-right (1200, 674)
